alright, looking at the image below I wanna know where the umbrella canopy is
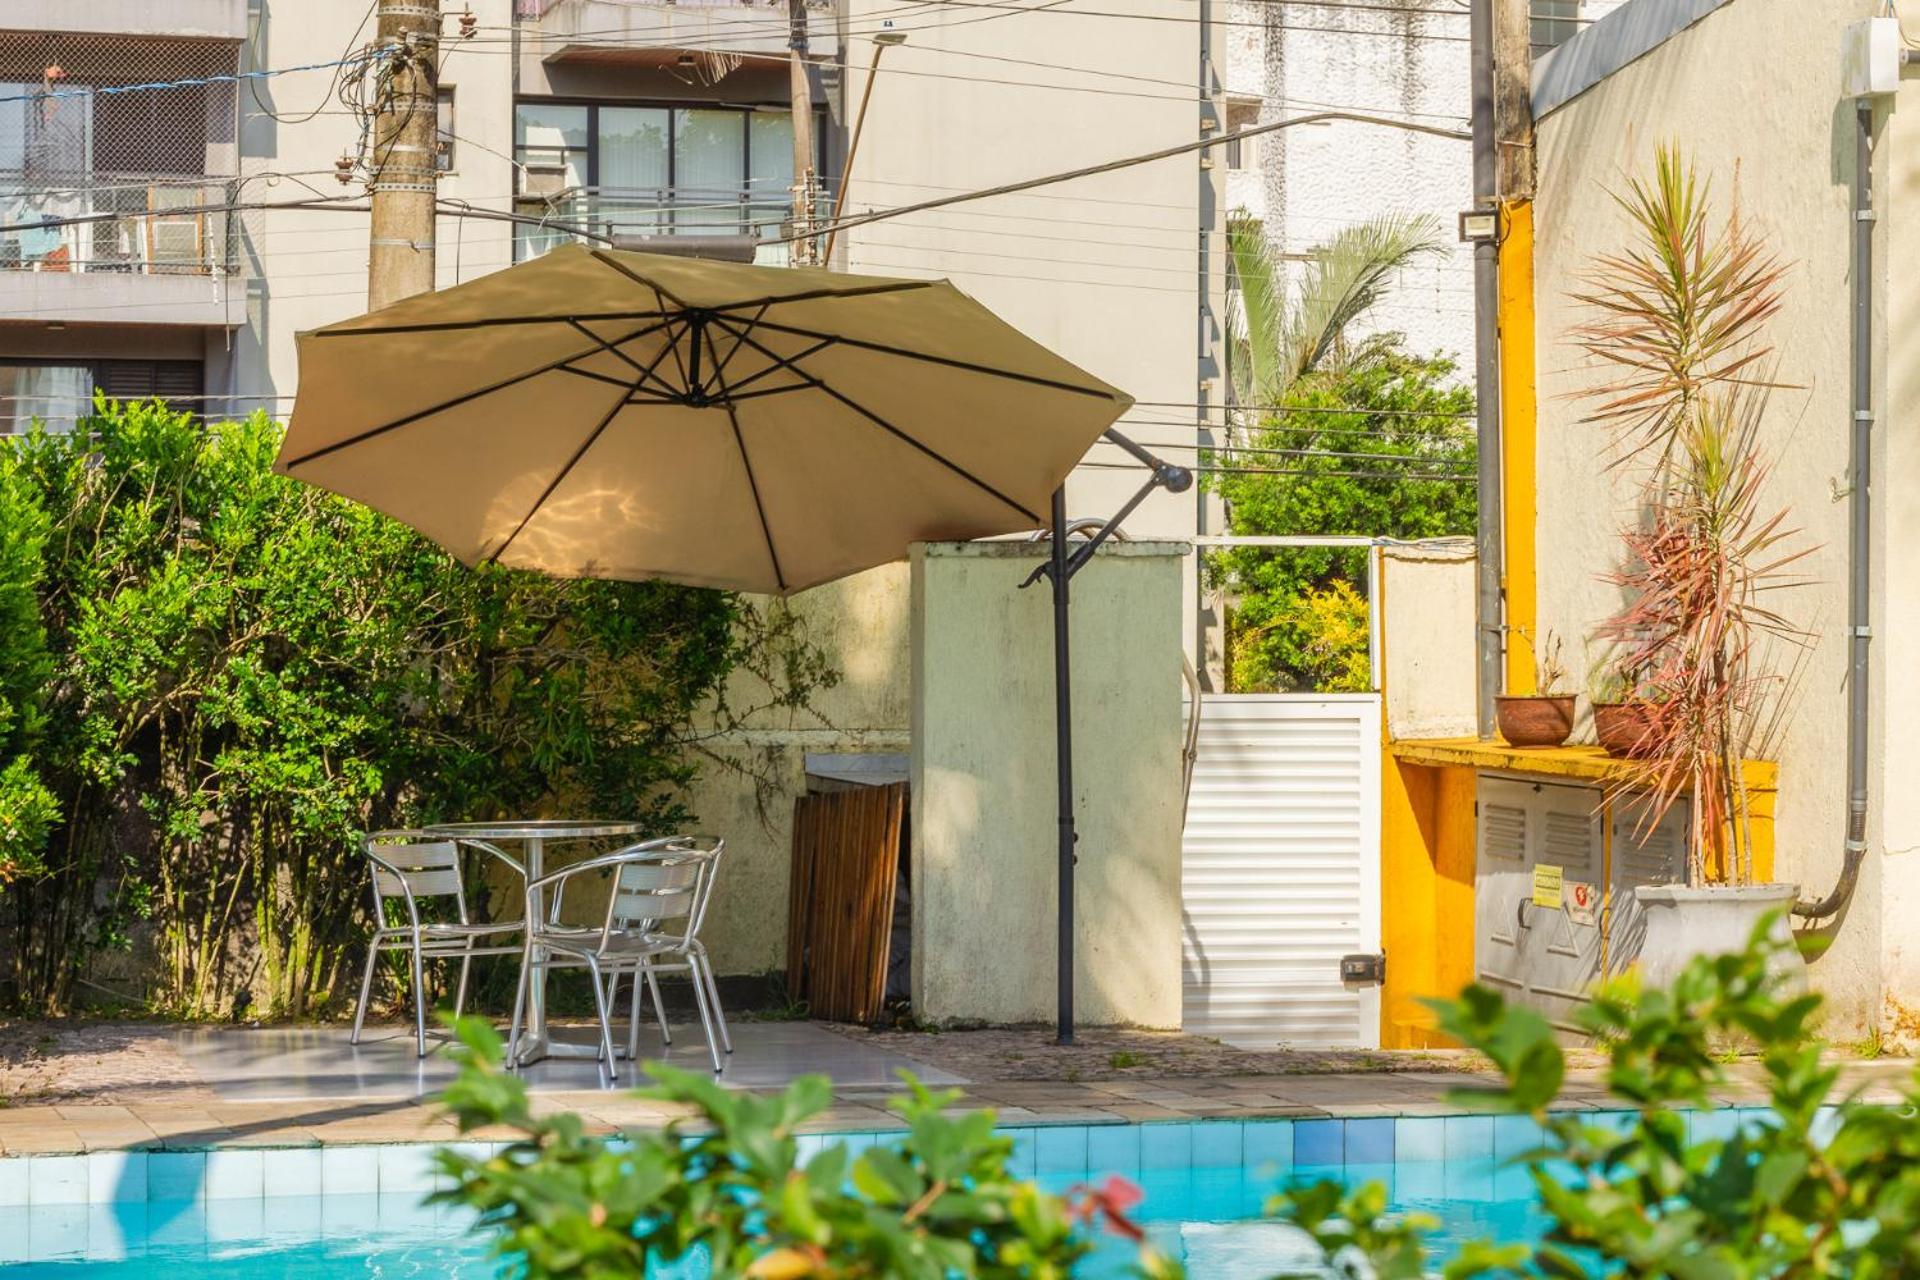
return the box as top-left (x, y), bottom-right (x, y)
top-left (276, 245), bottom-right (1133, 594)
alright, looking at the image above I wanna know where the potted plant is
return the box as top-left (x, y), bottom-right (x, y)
top-left (1587, 661), bottom-right (1658, 759)
top-left (1571, 147), bottom-right (1809, 987)
top-left (1494, 631), bottom-right (1575, 747)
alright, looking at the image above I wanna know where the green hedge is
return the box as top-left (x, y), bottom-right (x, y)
top-left (0, 399), bottom-right (822, 1017)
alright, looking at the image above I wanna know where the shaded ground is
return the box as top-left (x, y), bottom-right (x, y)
top-left (823, 1022), bottom-right (1490, 1082)
top-left (0, 1019), bottom-right (215, 1106)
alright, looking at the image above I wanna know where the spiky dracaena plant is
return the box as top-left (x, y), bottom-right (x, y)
top-left (1574, 147), bottom-right (1806, 886)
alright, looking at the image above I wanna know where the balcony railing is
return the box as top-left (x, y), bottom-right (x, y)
top-left (513, 184), bottom-right (833, 262)
top-left (0, 175), bottom-right (240, 277)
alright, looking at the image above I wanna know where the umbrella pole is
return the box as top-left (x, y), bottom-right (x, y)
top-left (1029, 429), bottom-right (1193, 1048)
top-left (1048, 486), bottom-right (1077, 1045)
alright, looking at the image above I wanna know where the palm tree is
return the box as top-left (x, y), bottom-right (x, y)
top-left (1226, 210), bottom-right (1448, 410)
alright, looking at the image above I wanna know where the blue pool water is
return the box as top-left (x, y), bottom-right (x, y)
top-left (0, 1154), bottom-right (1553, 1276)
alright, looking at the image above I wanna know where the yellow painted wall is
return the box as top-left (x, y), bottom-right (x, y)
top-left (1499, 199), bottom-right (1539, 695)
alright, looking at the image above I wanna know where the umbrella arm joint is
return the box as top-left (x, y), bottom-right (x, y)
top-left (1018, 429), bottom-right (1192, 589)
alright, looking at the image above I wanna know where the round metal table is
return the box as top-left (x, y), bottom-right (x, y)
top-left (423, 819), bottom-right (648, 1065)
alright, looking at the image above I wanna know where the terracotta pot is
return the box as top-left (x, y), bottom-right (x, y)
top-left (1494, 694), bottom-right (1576, 747)
top-left (1593, 700), bottom-right (1658, 758)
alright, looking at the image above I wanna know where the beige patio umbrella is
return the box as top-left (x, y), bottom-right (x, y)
top-left (275, 244), bottom-right (1133, 594)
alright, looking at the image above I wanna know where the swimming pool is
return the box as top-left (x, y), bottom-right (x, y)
top-left (0, 1109), bottom-right (1780, 1275)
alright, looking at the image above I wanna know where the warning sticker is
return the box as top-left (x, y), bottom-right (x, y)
top-left (1531, 863), bottom-right (1563, 910)
top-left (1565, 880), bottom-right (1599, 928)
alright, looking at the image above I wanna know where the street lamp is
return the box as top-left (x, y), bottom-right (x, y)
top-left (822, 30), bottom-right (906, 265)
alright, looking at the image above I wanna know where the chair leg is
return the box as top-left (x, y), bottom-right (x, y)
top-left (410, 936), bottom-right (429, 1059)
top-left (696, 951), bottom-right (733, 1055)
top-left (506, 943), bottom-right (533, 1073)
top-left (453, 949), bottom-right (474, 1024)
top-left (626, 965), bottom-right (646, 1062)
top-left (585, 957), bottom-right (617, 1088)
top-left (350, 939), bottom-right (380, 1045)
top-left (604, 972), bottom-right (626, 1059)
top-left (687, 959), bottom-right (724, 1075)
top-left (645, 966), bottom-right (673, 1046)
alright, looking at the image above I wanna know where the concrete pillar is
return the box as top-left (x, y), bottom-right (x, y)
top-left (909, 539), bottom-right (1188, 1028)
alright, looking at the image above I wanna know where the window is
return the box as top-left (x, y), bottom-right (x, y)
top-left (1224, 97), bottom-right (1261, 171)
top-left (436, 87), bottom-right (456, 172)
top-left (511, 101), bottom-right (819, 257)
top-left (1531, 0), bottom-right (1584, 50)
top-left (0, 358), bottom-right (202, 434)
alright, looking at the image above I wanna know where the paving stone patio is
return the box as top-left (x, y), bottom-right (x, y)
top-left (0, 1016), bottom-right (1912, 1157)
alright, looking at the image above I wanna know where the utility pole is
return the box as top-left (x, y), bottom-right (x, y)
top-left (1469, 0), bottom-right (1503, 738)
top-left (1494, 0), bottom-right (1534, 200)
top-left (367, 0), bottom-right (440, 310)
top-left (787, 0), bottom-right (819, 266)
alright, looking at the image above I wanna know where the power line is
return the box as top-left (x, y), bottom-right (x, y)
top-left (0, 52), bottom-right (388, 107)
top-left (780, 109), bottom-right (1467, 245)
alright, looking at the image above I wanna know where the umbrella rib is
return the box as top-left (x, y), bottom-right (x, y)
top-left (566, 317), bottom-right (654, 377)
top-left (485, 386), bottom-right (631, 566)
top-left (280, 321), bottom-right (664, 470)
top-left (743, 316), bottom-right (1124, 401)
top-left (722, 400), bottom-right (786, 592)
top-left (705, 302), bottom-right (770, 391)
top-left (707, 280), bottom-right (934, 313)
top-left (557, 366), bottom-right (634, 390)
top-left (710, 315), bottom-right (1039, 522)
top-left (590, 249), bottom-right (695, 310)
top-left (308, 310), bottom-right (671, 338)
top-left (714, 335), bottom-right (835, 398)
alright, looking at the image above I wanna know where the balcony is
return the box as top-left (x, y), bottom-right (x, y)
top-left (0, 175), bottom-right (246, 326)
top-left (516, 0), bottom-right (835, 69)
top-left (3, 1), bottom-right (249, 41)
top-left (514, 184), bottom-right (835, 267)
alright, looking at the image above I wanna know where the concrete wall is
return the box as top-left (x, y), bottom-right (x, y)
top-left (1381, 542), bottom-right (1477, 741)
top-left (683, 563), bottom-right (912, 976)
top-left (1530, 0), bottom-right (1901, 1037)
top-left (910, 539), bottom-right (1188, 1028)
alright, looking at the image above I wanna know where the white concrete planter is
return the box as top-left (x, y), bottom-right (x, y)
top-left (1634, 883), bottom-right (1805, 992)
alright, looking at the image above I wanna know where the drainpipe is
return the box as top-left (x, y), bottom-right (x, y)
top-left (1469, 0), bottom-right (1504, 738)
top-left (1796, 97), bottom-right (1875, 920)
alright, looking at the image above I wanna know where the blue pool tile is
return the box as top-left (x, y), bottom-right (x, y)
top-left (148, 1150), bottom-right (208, 1202)
top-left (1585, 1109), bottom-right (1637, 1138)
top-left (206, 1196), bottom-right (267, 1243)
top-left (1344, 1118), bottom-right (1395, 1165)
top-left (1811, 1106), bottom-right (1843, 1148)
top-left (1394, 1116), bottom-right (1446, 1164)
top-left (1738, 1106), bottom-right (1781, 1132)
top-left (262, 1146), bottom-right (323, 1197)
top-left (83, 1203), bottom-right (140, 1262)
top-left (1035, 1126), bottom-right (1089, 1175)
top-left (1191, 1122), bottom-right (1243, 1169)
top-left (1493, 1115), bottom-right (1544, 1162)
top-left (204, 1149), bottom-right (265, 1200)
top-left (0, 1158), bottom-right (29, 1208)
top-left (1493, 1161), bottom-right (1535, 1202)
top-left (1292, 1119), bottom-right (1344, 1169)
top-left (1241, 1120), bottom-right (1292, 1173)
top-left (87, 1151), bottom-right (147, 1203)
top-left (320, 1146), bottom-right (380, 1198)
top-left (145, 1198), bottom-right (209, 1248)
top-left (1086, 1123), bottom-right (1141, 1175)
top-left (1443, 1114), bottom-right (1494, 1164)
top-left (377, 1144), bottom-right (441, 1195)
top-left (1007, 1131), bottom-right (1039, 1178)
top-left (1394, 1162), bottom-right (1448, 1203)
top-left (1689, 1108), bottom-right (1741, 1145)
top-left (0, 1207), bottom-right (28, 1264)
top-left (1140, 1122), bottom-right (1194, 1170)
top-left (29, 1154), bottom-right (90, 1206)
top-left (27, 1203), bottom-right (87, 1262)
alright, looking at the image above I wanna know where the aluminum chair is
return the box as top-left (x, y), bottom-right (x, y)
top-left (509, 840), bottom-right (726, 1083)
top-left (605, 836), bottom-right (730, 1064)
top-left (351, 831), bottom-right (526, 1057)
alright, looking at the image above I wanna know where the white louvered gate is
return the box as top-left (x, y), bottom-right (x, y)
top-left (1180, 694), bottom-right (1382, 1049)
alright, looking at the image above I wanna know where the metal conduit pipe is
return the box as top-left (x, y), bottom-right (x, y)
top-left (1796, 97), bottom-right (1875, 921)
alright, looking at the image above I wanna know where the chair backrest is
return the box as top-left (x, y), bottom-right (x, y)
top-left (364, 832), bottom-right (468, 923)
top-left (606, 854), bottom-right (706, 942)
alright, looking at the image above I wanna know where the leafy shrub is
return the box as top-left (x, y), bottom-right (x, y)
top-left (0, 400), bottom-right (829, 1015)
top-left (435, 1019), bottom-right (1151, 1279)
top-left (1207, 345), bottom-right (1475, 692)
top-left (435, 925), bottom-right (1916, 1279)
top-left (0, 446), bottom-right (55, 885)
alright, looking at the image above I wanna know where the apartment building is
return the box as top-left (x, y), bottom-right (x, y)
top-left (1220, 0), bottom-right (1625, 364)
